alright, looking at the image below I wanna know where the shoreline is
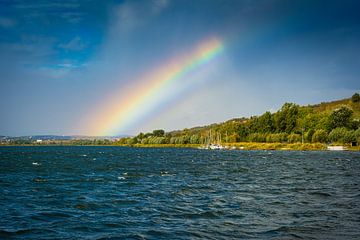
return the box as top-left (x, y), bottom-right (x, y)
top-left (1, 142), bottom-right (359, 151)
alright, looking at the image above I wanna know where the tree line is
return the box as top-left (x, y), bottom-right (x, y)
top-left (118, 93), bottom-right (360, 145)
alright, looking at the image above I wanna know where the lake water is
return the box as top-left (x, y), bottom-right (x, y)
top-left (0, 146), bottom-right (359, 239)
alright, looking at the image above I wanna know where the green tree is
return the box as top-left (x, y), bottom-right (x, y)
top-left (305, 129), bottom-right (315, 143)
top-left (126, 138), bottom-right (137, 145)
top-left (256, 111), bottom-right (274, 133)
top-left (351, 93), bottom-right (360, 103)
top-left (237, 125), bottom-right (249, 141)
top-left (144, 132), bottom-right (153, 138)
top-left (248, 133), bottom-right (267, 142)
top-left (344, 130), bottom-right (355, 143)
top-left (136, 132), bottom-right (145, 139)
top-left (328, 127), bottom-right (348, 143)
top-left (328, 106), bottom-right (353, 129)
top-left (190, 135), bottom-right (200, 144)
top-left (141, 138), bottom-right (149, 144)
top-left (288, 133), bottom-right (301, 143)
top-left (350, 119), bottom-right (360, 130)
top-left (152, 129), bottom-right (165, 137)
top-left (312, 129), bottom-right (328, 143)
top-left (227, 133), bottom-right (239, 143)
top-left (265, 133), bottom-right (288, 143)
top-left (354, 128), bottom-right (360, 143)
top-left (148, 137), bottom-right (166, 144)
top-left (274, 103), bottom-right (299, 133)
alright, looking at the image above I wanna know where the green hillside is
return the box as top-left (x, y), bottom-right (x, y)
top-left (119, 93), bottom-right (360, 146)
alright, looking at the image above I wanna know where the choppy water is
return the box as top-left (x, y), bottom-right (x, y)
top-left (0, 146), bottom-right (359, 239)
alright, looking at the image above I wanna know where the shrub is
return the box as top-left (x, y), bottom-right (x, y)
top-left (344, 130), bottom-right (355, 143)
top-left (328, 127), bottom-right (348, 143)
top-left (312, 129), bottom-right (328, 143)
top-left (248, 133), bottom-right (267, 142)
top-left (355, 128), bottom-right (360, 143)
top-left (305, 129), bottom-right (315, 143)
top-left (352, 93), bottom-right (360, 103)
top-left (190, 135), bottom-right (200, 144)
top-left (328, 128), bottom-right (355, 144)
top-left (126, 138), bottom-right (137, 145)
top-left (288, 133), bottom-right (301, 143)
top-left (328, 106), bottom-right (353, 129)
top-left (148, 137), bottom-right (166, 144)
top-left (266, 133), bottom-right (288, 143)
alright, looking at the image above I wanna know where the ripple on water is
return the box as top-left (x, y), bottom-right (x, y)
top-left (0, 146), bottom-right (359, 239)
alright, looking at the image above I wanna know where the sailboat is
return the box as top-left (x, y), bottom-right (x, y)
top-left (199, 130), bottom-right (225, 150)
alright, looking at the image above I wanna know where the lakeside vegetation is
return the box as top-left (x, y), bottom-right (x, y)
top-left (1, 93), bottom-right (360, 150)
top-left (117, 93), bottom-right (360, 148)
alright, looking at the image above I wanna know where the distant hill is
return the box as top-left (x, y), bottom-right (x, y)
top-left (2, 135), bottom-right (130, 141)
top-left (311, 98), bottom-right (360, 118)
top-left (170, 95), bottom-right (360, 135)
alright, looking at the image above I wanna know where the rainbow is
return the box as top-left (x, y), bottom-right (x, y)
top-left (89, 37), bottom-right (224, 136)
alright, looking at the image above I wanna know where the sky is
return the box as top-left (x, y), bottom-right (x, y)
top-left (0, 0), bottom-right (359, 136)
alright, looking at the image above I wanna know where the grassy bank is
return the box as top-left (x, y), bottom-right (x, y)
top-left (117, 143), bottom-right (201, 148)
top-left (226, 142), bottom-right (327, 151)
top-left (122, 142), bottom-right (360, 151)
top-left (2, 142), bottom-right (359, 151)
top-left (119, 142), bottom-right (327, 150)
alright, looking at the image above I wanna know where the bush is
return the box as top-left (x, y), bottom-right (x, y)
top-left (169, 137), bottom-right (176, 144)
top-left (266, 133), bottom-right (288, 143)
top-left (190, 135), bottom-right (200, 144)
top-left (305, 129), bottom-right (315, 143)
top-left (328, 127), bottom-right (348, 143)
top-left (152, 129), bottom-right (165, 137)
top-left (352, 93), bottom-right (360, 103)
top-left (147, 137), bottom-right (166, 144)
top-left (350, 119), bottom-right (360, 130)
top-left (328, 106), bottom-right (353, 129)
top-left (354, 128), bottom-right (360, 143)
top-left (288, 133), bottom-right (301, 143)
top-left (312, 129), bottom-right (328, 143)
top-left (344, 130), bottom-right (356, 143)
top-left (126, 138), bottom-right (137, 145)
top-left (169, 136), bottom-right (190, 144)
top-left (328, 128), bottom-right (355, 144)
top-left (248, 133), bottom-right (267, 142)
top-left (228, 134), bottom-right (239, 143)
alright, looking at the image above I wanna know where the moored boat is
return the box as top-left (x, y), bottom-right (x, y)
top-left (327, 146), bottom-right (346, 151)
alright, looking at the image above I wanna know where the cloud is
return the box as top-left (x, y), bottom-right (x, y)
top-left (151, 0), bottom-right (169, 14)
top-left (60, 12), bottom-right (85, 24)
top-left (12, 1), bottom-right (85, 24)
top-left (116, 3), bottom-right (137, 26)
top-left (59, 36), bottom-right (86, 51)
top-left (0, 36), bottom-right (57, 65)
top-left (0, 17), bottom-right (16, 28)
top-left (114, 0), bottom-right (170, 30)
top-left (13, 1), bottom-right (80, 10)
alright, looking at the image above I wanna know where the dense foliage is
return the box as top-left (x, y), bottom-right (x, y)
top-left (123, 94), bottom-right (360, 145)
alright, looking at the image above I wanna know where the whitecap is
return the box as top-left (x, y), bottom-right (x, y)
top-left (160, 171), bottom-right (170, 176)
top-left (118, 176), bottom-right (126, 180)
